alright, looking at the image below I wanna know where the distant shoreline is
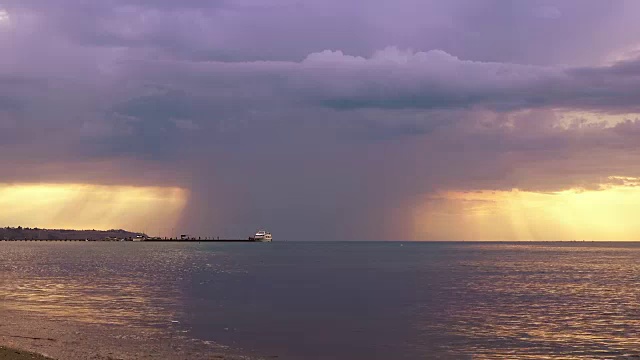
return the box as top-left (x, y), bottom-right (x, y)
top-left (0, 227), bottom-right (144, 241)
top-left (1, 238), bottom-right (263, 242)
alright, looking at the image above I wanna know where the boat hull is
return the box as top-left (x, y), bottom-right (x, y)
top-left (250, 237), bottom-right (272, 242)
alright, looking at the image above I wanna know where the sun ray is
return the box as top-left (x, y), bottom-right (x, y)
top-left (413, 178), bottom-right (640, 241)
top-left (0, 183), bottom-right (188, 236)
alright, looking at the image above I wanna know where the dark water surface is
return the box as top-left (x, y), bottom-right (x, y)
top-left (2, 242), bottom-right (640, 359)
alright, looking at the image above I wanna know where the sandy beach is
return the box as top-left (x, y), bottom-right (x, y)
top-left (0, 346), bottom-right (52, 360)
top-left (0, 309), bottom-right (255, 360)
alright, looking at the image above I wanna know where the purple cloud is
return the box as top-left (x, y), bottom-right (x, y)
top-left (3, 0), bottom-right (640, 240)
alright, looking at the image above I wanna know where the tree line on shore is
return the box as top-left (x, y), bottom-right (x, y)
top-left (0, 226), bottom-right (145, 241)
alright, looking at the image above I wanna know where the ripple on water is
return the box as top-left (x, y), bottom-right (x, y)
top-left (4, 242), bottom-right (640, 359)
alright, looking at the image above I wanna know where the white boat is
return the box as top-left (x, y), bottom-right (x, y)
top-left (253, 230), bottom-right (272, 242)
top-left (133, 235), bottom-right (146, 242)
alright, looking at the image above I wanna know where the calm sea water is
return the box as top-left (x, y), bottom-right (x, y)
top-left (2, 241), bottom-right (640, 359)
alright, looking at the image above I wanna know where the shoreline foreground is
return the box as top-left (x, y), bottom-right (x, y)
top-left (0, 346), bottom-right (52, 360)
top-left (0, 308), bottom-right (256, 360)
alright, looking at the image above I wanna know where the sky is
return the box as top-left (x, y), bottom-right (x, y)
top-left (3, 0), bottom-right (640, 240)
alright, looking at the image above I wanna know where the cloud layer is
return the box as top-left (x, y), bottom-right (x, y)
top-left (3, 0), bottom-right (640, 239)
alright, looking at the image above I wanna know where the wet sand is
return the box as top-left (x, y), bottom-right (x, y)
top-left (0, 309), bottom-right (257, 360)
top-left (0, 346), bottom-right (52, 360)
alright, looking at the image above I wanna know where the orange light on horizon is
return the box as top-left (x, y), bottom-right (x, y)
top-left (0, 183), bottom-right (188, 236)
top-left (413, 179), bottom-right (640, 241)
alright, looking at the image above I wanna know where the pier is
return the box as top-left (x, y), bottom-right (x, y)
top-left (1, 238), bottom-right (265, 242)
top-left (0, 227), bottom-right (270, 242)
top-left (144, 238), bottom-right (264, 242)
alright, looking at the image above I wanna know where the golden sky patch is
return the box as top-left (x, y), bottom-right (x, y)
top-left (0, 183), bottom-right (188, 236)
top-left (413, 180), bottom-right (640, 241)
top-left (554, 110), bottom-right (637, 129)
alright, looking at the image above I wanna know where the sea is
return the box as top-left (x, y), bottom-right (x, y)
top-left (2, 241), bottom-right (640, 359)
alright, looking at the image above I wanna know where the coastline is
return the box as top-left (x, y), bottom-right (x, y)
top-left (0, 308), bottom-right (256, 360)
top-left (0, 346), bottom-right (53, 360)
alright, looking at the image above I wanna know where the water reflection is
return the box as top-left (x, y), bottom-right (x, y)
top-left (0, 243), bottom-right (214, 328)
top-left (419, 243), bottom-right (640, 359)
top-left (3, 278), bottom-right (177, 326)
top-left (4, 242), bottom-right (640, 359)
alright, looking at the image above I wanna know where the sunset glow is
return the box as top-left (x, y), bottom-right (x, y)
top-left (0, 183), bottom-right (188, 236)
top-left (4, 0), bottom-right (640, 241)
top-left (413, 179), bottom-right (640, 241)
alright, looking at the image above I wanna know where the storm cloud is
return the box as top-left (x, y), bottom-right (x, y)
top-left (3, 0), bottom-right (640, 240)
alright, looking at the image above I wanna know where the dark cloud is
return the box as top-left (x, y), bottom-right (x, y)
top-left (294, 48), bottom-right (640, 113)
top-left (3, 0), bottom-right (640, 239)
top-left (7, 0), bottom-right (640, 65)
top-left (0, 96), bottom-right (21, 111)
